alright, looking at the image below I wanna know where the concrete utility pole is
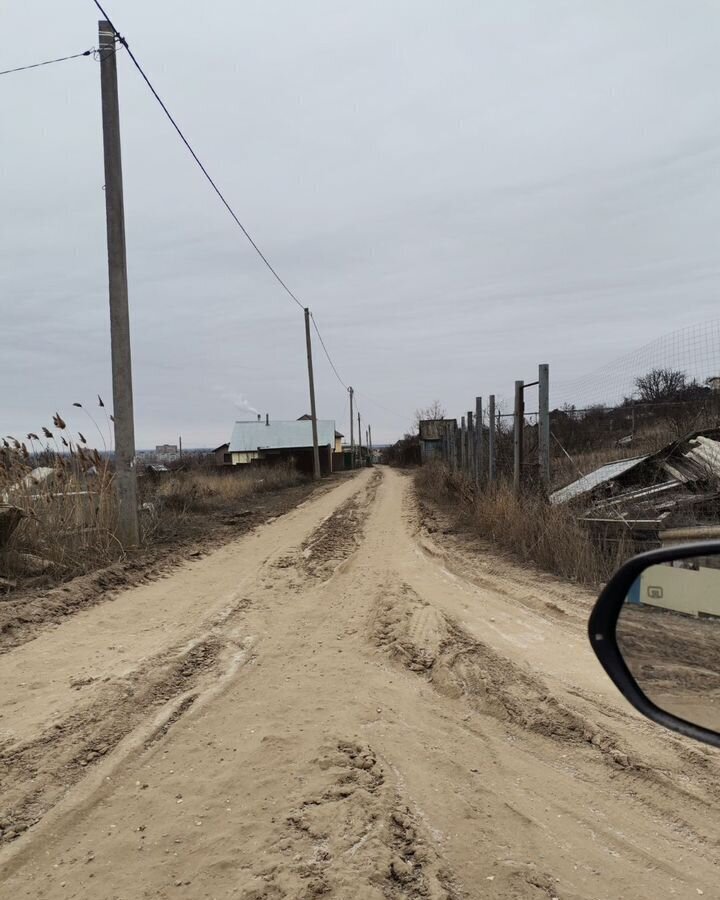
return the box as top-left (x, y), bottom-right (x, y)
top-left (475, 396), bottom-right (483, 485)
top-left (467, 411), bottom-right (474, 478)
top-left (368, 425), bottom-right (373, 459)
top-left (357, 411), bottom-right (362, 465)
top-left (488, 395), bottom-right (496, 483)
top-left (513, 380), bottom-right (525, 496)
top-left (303, 308), bottom-right (321, 480)
top-left (349, 387), bottom-right (354, 468)
top-left (99, 20), bottom-right (139, 547)
top-left (538, 363), bottom-right (550, 488)
top-left (460, 416), bottom-right (466, 472)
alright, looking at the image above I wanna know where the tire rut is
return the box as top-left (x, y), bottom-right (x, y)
top-left (371, 581), bottom-right (720, 858)
top-left (373, 581), bottom-right (687, 775)
top-left (0, 635), bottom-right (230, 844)
top-left (239, 738), bottom-right (462, 900)
top-left (271, 471), bottom-right (381, 584)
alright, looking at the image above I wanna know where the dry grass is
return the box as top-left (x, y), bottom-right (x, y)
top-left (152, 464), bottom-right (303, 515)
top-left (1, 410), bottom-right (305, 587)
top-left (416, 460), bottom-right (633, 586)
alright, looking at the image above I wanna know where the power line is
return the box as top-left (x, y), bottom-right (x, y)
top-left (310, 314), bottom-right (371, 434)
top-left (0, 49), bottom-right (93, 77)
top-left (91, 0), bottom-right (304, 311)
top-left (91, 1), bottom-right (401, 431)
top-left (310, 314), bottom-right (349, 390)
top-left (310, 315), bottom-right (402, 425)
top-left (309, 315), bottom-right (406, 420)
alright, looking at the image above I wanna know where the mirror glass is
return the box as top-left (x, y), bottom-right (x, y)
top-left (617, 554), bottom-right (720, 732)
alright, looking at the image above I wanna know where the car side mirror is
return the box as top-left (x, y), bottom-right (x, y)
top-left (589, 541), bottom-right (720, 748)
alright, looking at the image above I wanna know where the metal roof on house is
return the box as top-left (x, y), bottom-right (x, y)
top-left (229, 420), bottom-right (336, 452)
top-left (550, 456), bottom-right (647, 505)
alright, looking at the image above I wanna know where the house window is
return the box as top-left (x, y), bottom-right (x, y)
top-left (223, 453), bottom-right (231, 464)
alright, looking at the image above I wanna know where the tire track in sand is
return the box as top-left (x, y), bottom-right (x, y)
top-left (269, 470), bottom-right (381, 586)
top-left (370, 579), bottom-right (720, 833)
top-left (0, 627), bottom-right (253, 844)
top-left (240, 738), bottom-right (462, 900)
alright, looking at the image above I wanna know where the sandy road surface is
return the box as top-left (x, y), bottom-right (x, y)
top-left (1, 467), bottom-right (720, 899)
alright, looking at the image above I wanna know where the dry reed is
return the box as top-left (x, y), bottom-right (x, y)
top-left (1, 404), bottom-right (305, 587)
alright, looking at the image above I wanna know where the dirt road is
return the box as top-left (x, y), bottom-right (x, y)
top-left (1, 467), bottom-right (719, 899)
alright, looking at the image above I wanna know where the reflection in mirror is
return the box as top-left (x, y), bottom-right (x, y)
top-left (617, 554), bottom-right (720, 732)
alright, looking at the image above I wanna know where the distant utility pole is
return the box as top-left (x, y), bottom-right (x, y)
top-left (368, 425), bottom-right (373, 458)
top-left (99, 20), bottom-right (138, 547)
top-left (349, 386), bottom-right (355, 468)
top-left (303, 308), bottom-right (321, 480)
top-left (357, 411), bottom-right (362, 465)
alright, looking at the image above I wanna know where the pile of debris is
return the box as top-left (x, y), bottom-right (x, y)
top-left (550, 428), bottom-right (720, 549)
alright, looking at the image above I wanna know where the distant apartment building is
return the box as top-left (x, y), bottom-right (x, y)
top-left (154, 443), bottom-right (179, 462)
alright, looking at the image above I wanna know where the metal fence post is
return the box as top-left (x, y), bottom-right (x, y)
top-left (475, 396), bottom-right (483, 485)
top-left (513, 380), bottom-right (524, 495)
top-left (467, 411), bottom-right (474, 477)
top-left (488, 395), bottom-right (496, 484)
top-left (538, 363), bottom-right (550, 488)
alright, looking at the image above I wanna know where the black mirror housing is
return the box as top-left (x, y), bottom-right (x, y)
top-left (589, 541), bottom-right (720, 748)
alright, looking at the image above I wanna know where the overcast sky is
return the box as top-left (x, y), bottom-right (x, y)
top-left (2, 1), bottom-right (720, 446)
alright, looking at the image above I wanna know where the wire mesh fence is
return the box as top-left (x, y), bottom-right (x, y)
top-left (425, 320), bottom-right (720, 495)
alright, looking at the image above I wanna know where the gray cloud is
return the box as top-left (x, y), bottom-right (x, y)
top-left (2, 1), bottom-right (720, 446)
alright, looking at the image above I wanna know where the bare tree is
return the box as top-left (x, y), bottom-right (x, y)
top-left (634, 368), bottom-right (688, 403)
top-left (413, 400), bottom-right (446, 435)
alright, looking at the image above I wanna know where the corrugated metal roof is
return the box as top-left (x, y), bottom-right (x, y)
top-left (550, 456), bottom-right (647, 505)
top-left (229, 420), bottom-right (336, 452)
top-left (662, 435), bottom-right (720, 483)
top-left (592, 480), bottom-right (680, 509)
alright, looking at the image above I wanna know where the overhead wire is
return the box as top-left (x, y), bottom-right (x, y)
top-left (0, 49), bottom-right (93, 76)
top-left (310, 313), bottom-right (367, 439)
top-left (91, 0), bottom-right (304, 311)
top-left (309, 314), bottom-right (408, 424)
top-left (310, 314), bottom-right (349, 391)
top-left (91, 0), bottom-right (399, 437)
